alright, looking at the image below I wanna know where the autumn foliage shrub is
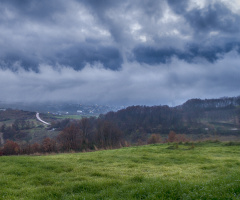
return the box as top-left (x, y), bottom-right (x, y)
top-left (167, 131), bottom-right (176, 142)
top-left (41, 137), bottom-right (57, 153)
top-left (167, 131), bottom-right (189, 143)
top-left (2, 140), bottom-right (20, 155)
top-left (147, 134), bottom-right (162, 144)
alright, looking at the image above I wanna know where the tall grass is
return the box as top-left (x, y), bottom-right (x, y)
top-left (1, 142), bottom-right (240, 199)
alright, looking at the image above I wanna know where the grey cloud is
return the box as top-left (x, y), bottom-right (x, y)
top-left (82, 0), bottom-right (166, 45)
top-left (0, 0), bottom-right (67, 23)
top-left (80, 0), bottom-right (125, 43)
top-left (166, 0), bottom-right (189, 15)
top-left (54, 44), bottom-right (123, 70)
top-left (164, 0), bottom-right (240, 60)
top-left (1, 0), bottom-right (240, 70)
top-left (184, 3), bottom-right (240, 34)
top-left (0, 0), bottom-right (122, 71)
top-left (1, 51), bottom-right (240, 106)
top-left (133, 47), bottom-right (179, 64)
top-left (133, 42), bottom-right (240, 64)
top-left (0, 44), bottom-right (123, 71)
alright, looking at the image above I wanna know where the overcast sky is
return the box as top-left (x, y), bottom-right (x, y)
top-left (0, 0), bottom-right (240, 106)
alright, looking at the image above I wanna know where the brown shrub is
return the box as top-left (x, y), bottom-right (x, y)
top-left (167, 131), bottom-right (177, 143)
top-left (2, 140), bottom-right (20, 155)
top-left (147, 134), bottom-right (162, 144)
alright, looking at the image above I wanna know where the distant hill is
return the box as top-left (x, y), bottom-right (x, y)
top-left (180, 96), bottom-right (240, 110)
top-left (0, 109), bottom-right (35, 122)
top-left (101, 96), bottom-right (240, 141)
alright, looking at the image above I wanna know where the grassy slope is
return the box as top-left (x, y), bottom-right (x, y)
top-left (50, 114), bottom-right (85, 120)
top-left (1, 142), bottom-right (240, 200)
top-left (0, 110), bottom-right (60, 144)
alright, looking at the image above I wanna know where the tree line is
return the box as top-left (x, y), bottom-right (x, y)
top-left (0, 117), bottom-right (124, 155)
top-left (0, 117), bottom-right (189, 156)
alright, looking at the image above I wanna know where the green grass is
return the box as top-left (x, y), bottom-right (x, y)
top-left (0, 119), bottom-right (15, 126)
top-left (50, 114), bottom-right (84, 120)
top-left (1, 142), bottom-right (240, 199)
top-left (47, 114), bottom-right (97, 120)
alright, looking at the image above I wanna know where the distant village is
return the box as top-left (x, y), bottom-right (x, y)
top-left (0, 102), bottom-right (125, 116)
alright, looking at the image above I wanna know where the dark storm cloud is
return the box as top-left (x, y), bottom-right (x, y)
top-left (133, 42), bottom-right (240, 64)
top-left (133, 47), bottom-right (179, 64)
top-left (185, 3), bottom-right (240, 33)
top-left (54, 44), bottom-right (123, 70)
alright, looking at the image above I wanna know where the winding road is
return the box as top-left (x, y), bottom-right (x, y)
top-left (36, 112), bottom-right (51, 125)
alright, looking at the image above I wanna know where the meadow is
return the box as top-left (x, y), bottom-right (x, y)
top-left (0, 142), bottom-right (240, 199)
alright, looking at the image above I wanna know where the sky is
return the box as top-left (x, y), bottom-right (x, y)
top-left (0, 0), bottom-right (240, 106)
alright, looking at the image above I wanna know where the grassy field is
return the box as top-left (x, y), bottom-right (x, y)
top-left (44, 113), bottom-right (97, 120)
top-left (52, 115), bottom-right (85, 120)
top-left (1, 142), bottom-right (240, 199)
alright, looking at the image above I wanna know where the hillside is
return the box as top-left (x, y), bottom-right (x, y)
top-left (0, 109), bottom-right (60, 145)
top-left (0, 142), bottom-right (240, 199)
top-left (1, 96), bottom-right (240, 155)
top-left (102, 96), bottom-right (240, 141)
top-left (0, 109), bottom-right (35, 122)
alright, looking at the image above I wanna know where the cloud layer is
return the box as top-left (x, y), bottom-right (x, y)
top-left (1, 50), bottom-right (240, 106)
top-left (0, 0), bottom-right (240, 105)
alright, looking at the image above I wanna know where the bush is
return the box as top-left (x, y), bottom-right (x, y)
top-left (147, 134), bottom-right (162, 144)
top-left (2, 140), bottom-right (20, 155)
top-left (167, 131), bottom-right (176, 143)
top-left (167, 131), bottom-right (189, 143)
